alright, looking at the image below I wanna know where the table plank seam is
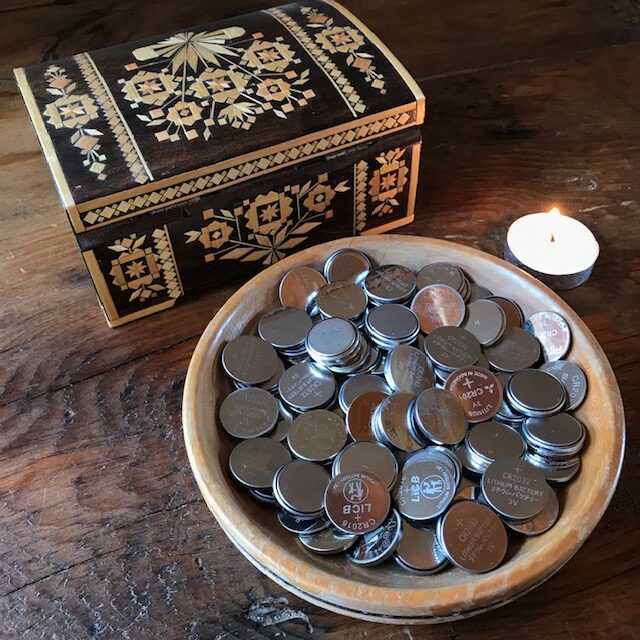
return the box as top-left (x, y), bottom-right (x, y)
top-left (0, 334), bottom-right (199, 408)
top-left (415, 41), bottom-right (640, 84)
top-left (2, 544), bottom-right (127, 600)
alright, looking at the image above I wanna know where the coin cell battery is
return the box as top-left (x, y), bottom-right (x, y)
top-left (481, 456), bottom-right (551, 521)
top-left (393, 456), bottom-right (456, 521)
top-left (438, 500), bottom-right (508, 573)
top-left (228, 437), bottom-right (292, 489)
top-left (324, 471), bottom-right (391, 535)
top-left (347, 508), bottom-right (402, 566)
top-left (219, 387), bottom-right (279, 439)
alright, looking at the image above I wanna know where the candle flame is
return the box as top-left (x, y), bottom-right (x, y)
top-left (548, 207), bottom-right (560, 243)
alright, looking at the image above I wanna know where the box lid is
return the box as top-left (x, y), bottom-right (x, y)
top-left (15, 0), bottom-right (424, 234)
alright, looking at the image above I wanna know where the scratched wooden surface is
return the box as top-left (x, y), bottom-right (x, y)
top-left (1, 1), bottom-right (639, 638)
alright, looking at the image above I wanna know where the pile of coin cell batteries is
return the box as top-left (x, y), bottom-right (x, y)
top-left (219, 249), bottom-right (588, 573)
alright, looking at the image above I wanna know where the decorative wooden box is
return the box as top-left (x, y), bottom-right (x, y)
top-left (15, 0), bottom-right (424, 326)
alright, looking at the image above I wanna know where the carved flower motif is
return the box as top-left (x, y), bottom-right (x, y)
top-left (43, 93), bottom-right (99, 129)
top-left (255, 78), bottom-right (292, 103)
top-left (110, 248), bottom-right (160, 292)
top-left (190, 68), bottom-right (249, 104)
top-left (121, 70), bottom-right (178, 106)
top-left (370, 159), bottom-right (408, 203)
top-left (245, 191), bottom-right (293, 236)
top-left (316, 26), bottom-right (364, 54)
top-left (131, 27), bottom-right (247, 73)
top-left (165, 100), bottom-right (203, 127)
top-left (200, 219), bottom-right (233, 249)
top-left (240, 40), bottom-right (295, 73)
top-left (302, 183), bottom-right (336, 217)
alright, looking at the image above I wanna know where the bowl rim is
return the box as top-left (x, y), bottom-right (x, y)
top-left (182, 235), bottom-right (625, 621)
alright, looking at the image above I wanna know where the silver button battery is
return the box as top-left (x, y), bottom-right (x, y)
top-left (424, 326), bottom-right (481, 372)
top-left (279, 266), bottom-right (326, 313)
top-left (505, 368), bottom-right (566, 417)
top-left (523, 310), bottom-right (572, 362)
top-left (316, 280), bottom-right (368, 325)
top-left (483, 326), bottom-right (542, 372)
top-left (438, 500), bottom-right (508, 573)
top-left (306, 318), bottom-right (372, 375)
top-left (462, 299), bottom-right (506, 347)
top-left (364, 264), bottom-right (416, 304)
top-left (481, 456), bottom-right (551, 521)
top-left (540, 360), bottom-right (587, 410)
top-left (273, 459), bottom-right (330, 518)
top-left (258, 306), bottom-right (312, 351)
top-left (394, 520), bottom-right (448, 574)
top-left (465, 420), bottom-right (526, 472)
top-left (410, 284), bottom-right (466, 334)
top-left (372, 393), bottom-right (423, 452)
top-left (299, 526), bottom-right (357, 554)
top-left (229, 437), bottom-right (291, 489)
top-left (287, 409), bottom-right (348, 463)
top-left (219, 387), bottom-right (279, 439)
top-left (278, 361), bottom-right (336, 412)
top-left (324, 471), bottom-right (391, 535)
top-left (522, 413), bottom-right (585, 458)
top-left (416, 262), bottom-right (466, 293)
top-left (384, 344), bottom-right (434, 394)
top-left (347, 508), bottom-right (402, 566)
top-left (411, 387), bottom-right (468, 445)
top-left (323, 248), bottom-right (371, 283)
top-left (332, 440), bottom-right (398, 489)
top-left (444, 366), bottom-right (502, 424)
top-left (222, 335), bottom-right (281, 386)
top-left (393, 451), bottom-right (457, 520)
top-left (365, 304), bottom-right (420, 350)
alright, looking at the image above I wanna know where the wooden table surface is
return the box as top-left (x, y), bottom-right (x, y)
top-left (1, 1), bottom-right (638, 638)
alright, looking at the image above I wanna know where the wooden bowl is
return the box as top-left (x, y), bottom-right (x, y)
top-left (182, 235), bottom-right (625, 624)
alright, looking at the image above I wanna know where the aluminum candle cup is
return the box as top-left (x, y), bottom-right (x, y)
top-left (504, 208), bottom-right (599, 291)
top-left (183, 235), bottom-right (625, 624)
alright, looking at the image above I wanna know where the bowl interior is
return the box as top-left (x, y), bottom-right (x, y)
top-left (183, 235), bottom-right (624, 621)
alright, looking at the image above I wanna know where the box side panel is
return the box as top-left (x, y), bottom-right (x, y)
top-left (80, 129), bottom-right (421, 326)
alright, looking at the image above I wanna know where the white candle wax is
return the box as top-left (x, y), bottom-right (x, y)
top-left (506, 209), bottom-right (599, 277)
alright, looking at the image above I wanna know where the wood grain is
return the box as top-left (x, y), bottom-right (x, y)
top-left (0, 0), bottom-right (639, 638)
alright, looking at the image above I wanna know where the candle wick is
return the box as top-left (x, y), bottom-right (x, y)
top-left (550, 233), bottom-right (555, 243)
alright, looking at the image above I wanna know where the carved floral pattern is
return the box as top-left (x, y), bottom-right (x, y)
top-left (185, 174), bottom-right (349, 265)
top-left (300, 6), bottom-right (386, 94)
top-left (109, 234), bottom-right (164, 302)
top-left (119, 27), bottom-right (315, 142)
top-left (41, 65), bottom-right (107, 180)
top-left (368, 147), bottom-right (409, 216)
top-left (108, 229), bottom-right (182, 304)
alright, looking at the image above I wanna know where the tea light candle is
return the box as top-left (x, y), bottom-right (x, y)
top-left (504, 207), bottom-right (599, 290)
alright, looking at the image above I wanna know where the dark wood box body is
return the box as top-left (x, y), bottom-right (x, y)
top-left (15, 0), bottom-right (424, 325)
